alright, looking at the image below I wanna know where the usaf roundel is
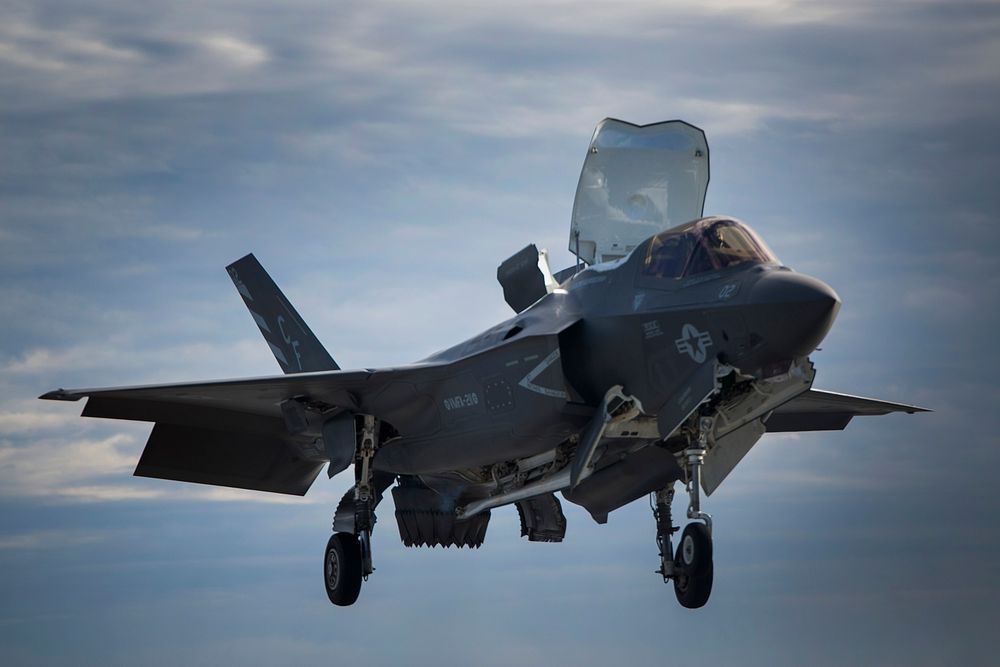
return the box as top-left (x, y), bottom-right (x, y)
top-left (675, 323), bottom-right (713, 363)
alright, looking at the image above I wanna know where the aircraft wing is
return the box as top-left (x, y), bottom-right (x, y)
top-left (764, 389), bottom-right (930, 433)
top-left (40, 364), bottom-right (445, 495)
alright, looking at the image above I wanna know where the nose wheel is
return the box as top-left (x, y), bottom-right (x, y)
top-left (672, 522), bottom-right (713, 608)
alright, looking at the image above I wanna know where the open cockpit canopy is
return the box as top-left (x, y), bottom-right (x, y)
top-left (570, 119), bottom-right (709, 266)
top-left (641, 217), bottom-right (778, 279)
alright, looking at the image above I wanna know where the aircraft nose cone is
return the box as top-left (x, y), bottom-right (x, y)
top-left (748, 271), bottom-right (840, 359)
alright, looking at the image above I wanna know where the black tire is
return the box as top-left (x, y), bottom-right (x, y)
top-left (324, 532), bottom-right (362, 606)
top-left (673, 522), bottom-right (713, 609)
top-left (677, 522), bottom-right (712, 576)
top-left (673, 560), bottom-right (713, 609)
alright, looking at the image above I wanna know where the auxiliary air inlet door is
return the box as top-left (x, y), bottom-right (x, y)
top-left (569, 119), bottom-right (710, 265)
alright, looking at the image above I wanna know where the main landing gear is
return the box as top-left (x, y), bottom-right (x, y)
top-left (653, 416), bottom-right (714, 608)
top-left (324, 415), bottom-right (378, 607)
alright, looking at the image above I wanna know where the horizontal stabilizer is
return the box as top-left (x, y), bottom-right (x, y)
top-left (766, 389), bottom-right (929, 432)
top-left (227, 254), bottom-right (339, 374)
top-left (135, 423), bottom-right (324, 495)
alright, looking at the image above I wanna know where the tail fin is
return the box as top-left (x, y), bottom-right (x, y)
top-left (226, 254), bottom-right (339, 374)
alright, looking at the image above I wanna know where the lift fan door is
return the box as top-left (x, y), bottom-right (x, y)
top-left (569, 119), bottom-right (710, 265)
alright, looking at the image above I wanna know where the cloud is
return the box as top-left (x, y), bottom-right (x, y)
top-left (1, 337), bottom-right (277, 384)
top-left (0, 18), bottom-right (142, 72)
top-left (0, 529), bottom-right (106, 550)
top-left (200, 34), bottom-right (268, 68)
top-left (2, 0), bottom-right (992, 137)
top-left (0, 427), bottom-right (322, 504)
top-left (3, 346), bottom-right (115, 375)
top-left (0, 408), bottom-right (80, 434)
top-left (0, 432), bottom-right (138, 497)
top-left (41, 483), bottom-right (312, 504)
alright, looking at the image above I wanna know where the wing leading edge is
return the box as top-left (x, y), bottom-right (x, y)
top-left (765, 389), bottom-right (929, 433)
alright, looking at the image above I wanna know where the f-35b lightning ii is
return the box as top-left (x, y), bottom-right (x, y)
top-left (41, 119), bottom-right (927, 608)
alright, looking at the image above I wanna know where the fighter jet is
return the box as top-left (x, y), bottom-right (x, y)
top-left (40, 119), bottom-right (928, 609)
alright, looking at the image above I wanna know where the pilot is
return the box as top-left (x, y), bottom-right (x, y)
top-left (645, 234), bottom-right (689, 278)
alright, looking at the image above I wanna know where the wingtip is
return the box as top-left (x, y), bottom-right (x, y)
top-left (39, 389), bottom-right (80, 401)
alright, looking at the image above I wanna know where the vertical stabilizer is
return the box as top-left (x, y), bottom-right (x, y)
top-left (226, 254), bottom-right (339, 373)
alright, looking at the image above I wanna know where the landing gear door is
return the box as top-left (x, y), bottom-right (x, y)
top-left (569, 119), bottom-right (709, 266)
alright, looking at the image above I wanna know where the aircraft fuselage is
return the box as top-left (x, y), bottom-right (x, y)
top-left (374, 217), bottom-right (840, 490)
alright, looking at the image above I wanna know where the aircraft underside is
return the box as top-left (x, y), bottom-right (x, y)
top-left (319, 355), bottom-right (824, 608)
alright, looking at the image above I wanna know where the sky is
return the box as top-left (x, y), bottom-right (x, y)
top-left (1, 0), bottom-right (998, 664)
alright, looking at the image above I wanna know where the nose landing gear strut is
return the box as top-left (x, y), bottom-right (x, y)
top-left (653, 416), bottom-right (714, 608)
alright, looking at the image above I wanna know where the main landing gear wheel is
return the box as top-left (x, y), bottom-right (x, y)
top-left (324, 532), bottom-right (362, 606)
top-left (673, 522), bottom-right (713, 609)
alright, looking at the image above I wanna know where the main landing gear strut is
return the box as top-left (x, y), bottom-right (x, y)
top-left (653, 416), bottom-right (714, 608)
top-left (324, 415), bottom-right (378, 607)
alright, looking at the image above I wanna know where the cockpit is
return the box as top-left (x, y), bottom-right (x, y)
top-left (641, 217), bottom-right (778, 279)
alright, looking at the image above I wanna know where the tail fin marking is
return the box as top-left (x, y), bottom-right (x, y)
top-left (226, 253), bottom-right (340, 374)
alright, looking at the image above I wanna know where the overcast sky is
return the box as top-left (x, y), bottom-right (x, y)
top-left (1, 1), bottom-right (998, 664)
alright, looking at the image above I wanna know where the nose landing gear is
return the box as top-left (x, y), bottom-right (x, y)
top-left (672, 522), bottom-right (713, 608)
top-left (653, 416), bottom-right (715, 608)
top-left (324, 532), bottom-right (363, 606)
